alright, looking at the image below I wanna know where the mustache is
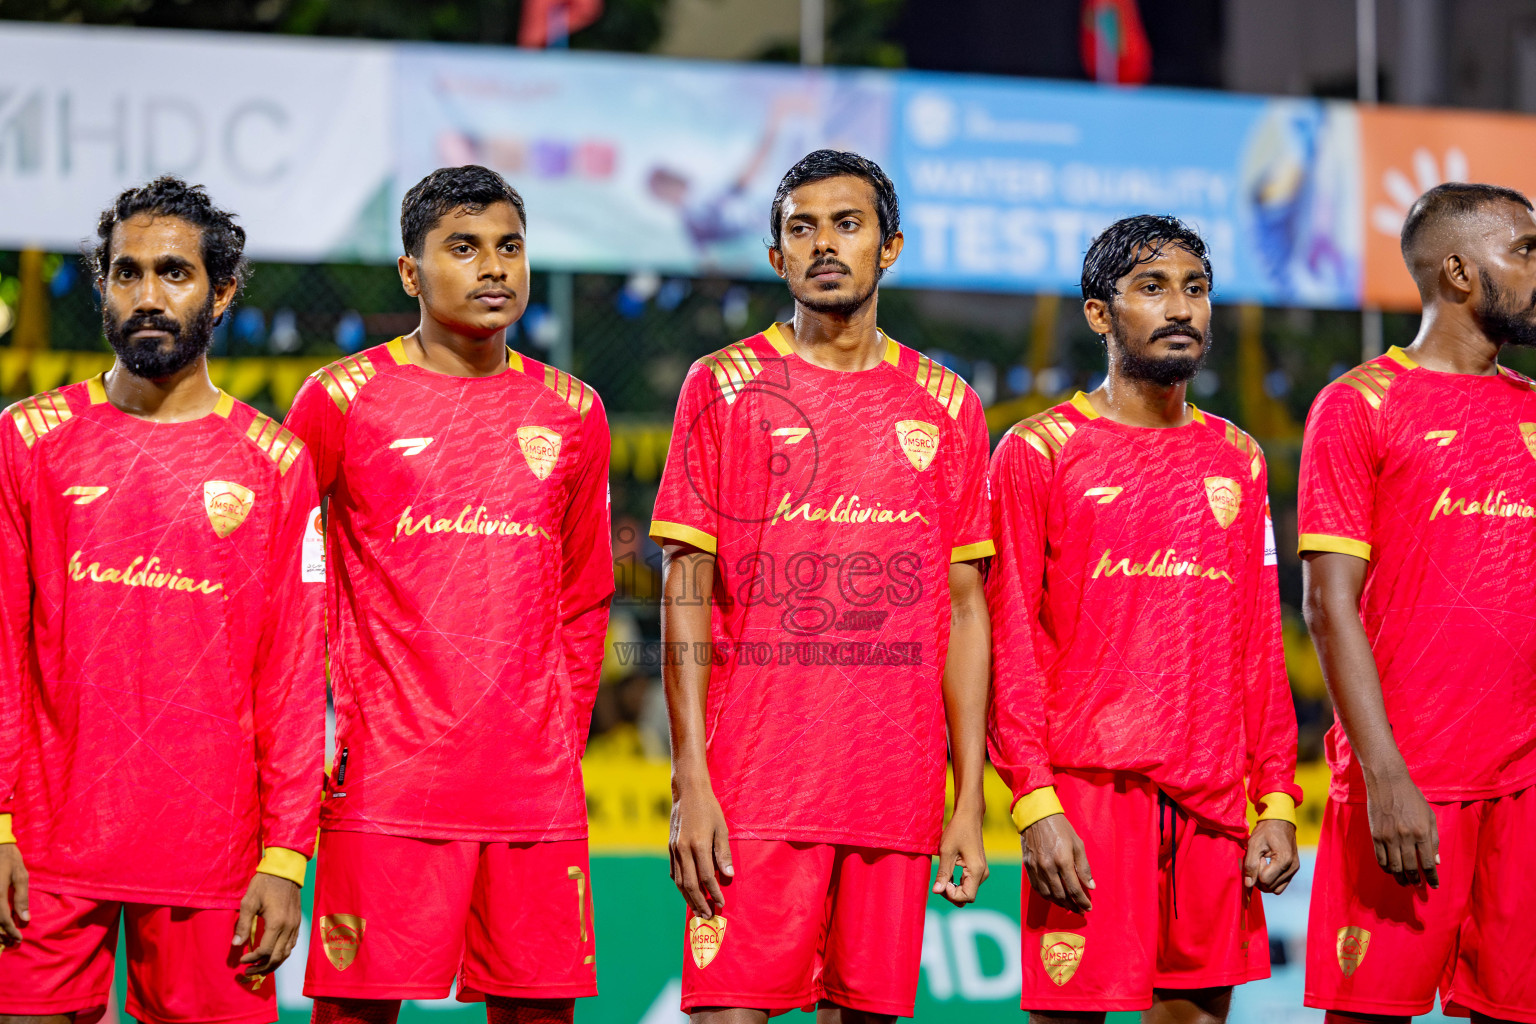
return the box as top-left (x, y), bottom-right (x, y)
top-left (469, 284), bottom-right (517, 299)
top-left (1149, 323), bottom-right (1203, 343)
top-left (118, 313), bottom-right (183, 341)
top-left (806, 258), bottom-right (853, 279)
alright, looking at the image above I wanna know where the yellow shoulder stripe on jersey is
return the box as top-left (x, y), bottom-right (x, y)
top-left (1010, 406), bottom-right (1079, 460)
top-left (763, 322), bottom-right (795, 355)
top-left (1337, 349), bottom-right (1414, 411)
top-left (244, 411), bottom-right (305, 476)
top-left (700, 340), bottom-right (765, 405)
top-left (507, 346), bottom-right (525, 373)
top-left (916, 354), bottom-right (966, 419)
top-left (87, 373), bottom-right (109, 405)
top-left (6, 387), bottom-right (75, 449)
top-left (309, 352), bottom-right (380, 414)
top-left (385, 337), bottom-right (412, 365)
top-left (1219, 419), bottom-right (1265, 481)
top-left (1068, 391), bottom-right (1099, 419)
top-left (542, 364), bottom-right (596, 419)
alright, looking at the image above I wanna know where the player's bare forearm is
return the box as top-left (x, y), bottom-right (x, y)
top-left (934, 561), bottom-right (990, 906)
top-left (942, 561), bottom-right (990, 810)
top-left (661, 543), bottom-right (733, 917)
top-left (1302, 553), bottom-right (1402, 777)
top-left (662, 543), bottom-right (717, 795)
top-left (1303, 552), bottom-right (1438, 886)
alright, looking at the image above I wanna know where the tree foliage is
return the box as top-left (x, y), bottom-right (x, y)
top-left (0, 0), bottom-right (667, 51)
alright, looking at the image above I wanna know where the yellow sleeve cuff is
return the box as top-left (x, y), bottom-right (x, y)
top-left (1297, 533), bottom-right (1371, 560)
top-left (951, 539), bottom-right (996, 562)
top-left (649, 520), bottom-right (718, 555)
top-left (1011, 786), bottom-right (1066, 832)
top-left (0, 814), bottom-right (14, 844)
top-left (1255, 792), bottom-right (1297, 825)
top-left (256, 846), bottom-right (309, 887)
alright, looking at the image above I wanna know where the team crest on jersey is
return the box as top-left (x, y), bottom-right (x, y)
top-left (1040, 931), bottom-right (1085, 985)
top-left (895, 419), bottom-right (940, 471)
top-left (517, 425), bottom-right (562, 481)
top-left (687, 914), bottom-right (727, 968)
top-left (319, 914), bottom-right (365, 970)
top-left (1336, 925), bottom-right (1371, 976)
top-left (203, 481), bottom-right (255, 538)
top-left (1519, 423), bottom-right (1536, 462)
top-left (1203, 477), bottom-right (1241, 529)
top-left (63, 485), bottom-right (108, 505)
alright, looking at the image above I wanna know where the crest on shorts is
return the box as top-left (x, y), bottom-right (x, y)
top-left (1040, 931), bottom-right (1085, 986)
top-left (319, 913), bottom-right (366, 971)
top-left (1519, 423), bottom-right (1536, 462)
top-left (895, 419), bottom-right (940, 472)
top-left (517, 425), bottom-right (562, 481)
top-left (687, 914), bottom-right (728, 968)
top-left (1203, 476), bottom-right (1241, 529)
top-left (1336, 925), bottom-right (1371, 976)
top-left (203, 481), bottom-right (255, 538)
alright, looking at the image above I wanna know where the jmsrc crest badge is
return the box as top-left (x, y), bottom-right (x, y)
top-left (203, 481), bottom-right (255, 538)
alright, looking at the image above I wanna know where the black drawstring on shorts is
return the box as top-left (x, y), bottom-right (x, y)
top-left (1158, 789), bottom-right (1178, 919)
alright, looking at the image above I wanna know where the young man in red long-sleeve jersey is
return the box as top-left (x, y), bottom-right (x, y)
top-left (286, 165), bottom-right (612, 1024)
top-left (988, 215), bottom-right (1300, 1019)
top-left (1300, 183), bottom-right (1536, 1022)
top-left (0, 177), bottom-right (324, 1024)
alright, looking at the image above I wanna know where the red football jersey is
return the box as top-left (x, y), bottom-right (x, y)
top-left (987, 393), bottom-right (1300, 836)
top-left (649, 325), bottom-right (994, 854)
top-left (0, 376), bottom-right (323, 909)
top-left (284, 339), bottom-right (612, 842)
top-left (1298, 347), bottom-right (1536, 802)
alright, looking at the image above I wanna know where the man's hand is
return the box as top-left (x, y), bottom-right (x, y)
top-left (1243, 819), bottom-right (1300, 894)
top-left (1365, 767), bottom-right (1440, 887)
top-left (934, 805), bottom-right (989, 906)
top-left (235, 872), bottom-right (302, 976)
top-left (669, 784), bottom-right (733, 919)
top-left (1022, 813), bottom-right (1094, 913)
top-left (0, 843), bottom-right (29, 945)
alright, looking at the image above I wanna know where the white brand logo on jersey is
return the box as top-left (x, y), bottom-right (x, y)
top-left (63, 485), bottom-right (108, 505)
top-left (1084, 487), bottom-right (1122, 504)
top-left (1423, 430), bottom-right (1457, 446)
top-left (389, 437), bottom-right (434, 457)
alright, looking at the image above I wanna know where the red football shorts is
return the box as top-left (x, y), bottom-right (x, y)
top-left (1306, 789), bottom-right (1536, 1020)
top-left (0, 889), bottom-right (274, 1024)
top-left (1019, 770), bottom-right (1270, 1011)
top-left (679, 840), bottom-right (932, 1018)
top-left (304, 830), bottom-right (596, 1001)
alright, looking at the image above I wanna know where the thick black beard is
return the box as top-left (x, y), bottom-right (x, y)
top-left (104, 294), bottom-right (216, 379)
top-left (788, 259), bottom-right (879, 319)
top-left (1109, 320), bottom-right (1213, 387)
top-left (1475, 274), bottom-right (1536, 349)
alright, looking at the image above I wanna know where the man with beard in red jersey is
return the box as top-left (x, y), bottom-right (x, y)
top-left (1301, 183), bottom-right (1536, 1022)
top-left (652, 149), bottom-right (993, 1023)
top-left (285, 165), bottom-right (611, 1024)
top-left (0, 177), bottom-right (323, 1023)
top-left (988, 215), bottom-right (1300, 1019)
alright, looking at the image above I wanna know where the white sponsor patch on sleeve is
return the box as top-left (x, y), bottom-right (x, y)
top-left (302, 506), bottom-right (326, 582)
top-left (1263, 513), bottom-right (1278, 567)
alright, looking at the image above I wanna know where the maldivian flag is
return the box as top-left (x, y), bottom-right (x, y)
top-left (1080, 0), bottom-right (1152, 85)
top-left (519, 0), bottom-right (604, 47)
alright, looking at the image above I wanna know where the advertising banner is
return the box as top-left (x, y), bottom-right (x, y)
top-left (885, 74), bottom-right (1362, 308)
top-left (1359, 104), bottom-right (1536, 309)
top-left (0, 23), bottom-right (393, 262)
top-left (392, 47), bottom-right (891, 277)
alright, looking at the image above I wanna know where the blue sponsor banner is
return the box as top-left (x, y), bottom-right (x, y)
top-left (884, 74), bottom-right (1362, 307)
